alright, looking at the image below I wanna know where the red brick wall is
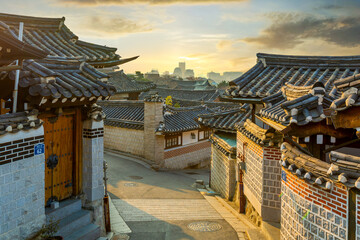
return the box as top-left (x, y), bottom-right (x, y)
top-left (283, 168), bottom-right (347, 218)
top-left (164, 140), bottom-right (211, 159)
top-left (281, 168), bottom-right (348, 240)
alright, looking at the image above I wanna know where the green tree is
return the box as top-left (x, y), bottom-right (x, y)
top-left (165, 96), bottom-right (173, 106)
top-left (217, 80), bottom-right (229, 89)
top-left (174, 102), bottom-right (180, 108)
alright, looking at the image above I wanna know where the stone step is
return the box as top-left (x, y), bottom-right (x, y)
top-left (65, 223), bottom-right (100, 240)
top-left (46, 199), bottom-right (82, 222)
top-left (56, 210), bottom-right (91, 237)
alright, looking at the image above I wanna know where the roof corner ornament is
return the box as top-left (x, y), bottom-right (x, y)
top-left (87, 103), bottom-right (106, 121)
top-left (258, 57), bottom-right (267, 67)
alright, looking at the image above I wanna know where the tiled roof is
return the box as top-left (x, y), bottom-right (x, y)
top-left (108, 70), bottom-right (155, 94)
top-left (100, 100), bottom-right (144, 130)
top-left (197, 106), bottom-right (250, 132)
top-left (0, 13), bottom-right (137, 67)
top-left (173, 80), bottom-right (215, 90)
top-left (235, 119), bottom-right (283, 146)
top-left (140, 87), bottom-right (220, 101)
top-left (172, 98), bottom-right (240, 110)
top-left (225, 53), bottom-right (360, 99)
top-left (0, 110), bottom-right (42, 135)
top-left (259, 83), bottom-right (333, 126)
top-left (330, 74), bottom-right (360, 111)
top-left (280, 142), bottom-right (360, 189)
top-left (209, 133), bottom-right (236, 157)
top-left (157, 105), bottom-right (212, 133)
top-left (0, 30), bottom-right (48, 64)
top-left (6, 57), bottom-right (115, 103)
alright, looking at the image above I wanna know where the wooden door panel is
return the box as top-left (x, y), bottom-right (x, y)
top-left (44, 115), bottom-right (74, 205)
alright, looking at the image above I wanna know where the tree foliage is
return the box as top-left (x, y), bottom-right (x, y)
top-left (165, 96), bottom-right (173, 106)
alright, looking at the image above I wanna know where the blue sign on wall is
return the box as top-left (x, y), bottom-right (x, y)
top-left (281, 170), bottom-right (287, 182)
top-left (34, 143), bottom-right (45, 156)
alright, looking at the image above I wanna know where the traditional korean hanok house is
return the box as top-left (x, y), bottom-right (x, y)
top-left (100, 95), bottom-right (216, 169)
top-left (107, 70), bottom-right (155, 100)
top-left (0, 12), bottom-right (134, 240)
top-left (257, 71), bottom-right (360, 239)
top-left (196, 105), bottom-right (249, 201)
top-left (140, 87), bottom-right (221, 102)
top-left (0, 12), bottom-right (138, 71)
top-left (220, 53), bottom-right (360, 225)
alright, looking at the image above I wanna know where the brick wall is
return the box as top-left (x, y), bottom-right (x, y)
top-left (164, 141), bottom-right (211, 169)
top-left (237, 132), bottom-right (263, 214)
top-left (210, 145), bottom-right (236, 200)
top-left (281, 168), bottom-right (348, 240)
top-left (358, 195), bottom-right (360, 240)
top-left (0, 127), bottom-right (46, 240)
top-left (263, 147), bottom-right (282, 209)
top-left (104, 125), bottom-right (144, 157)
top-left (144, 101), bottom-right (164, 164)
top-left (237, 131), bottom-right (282, 222)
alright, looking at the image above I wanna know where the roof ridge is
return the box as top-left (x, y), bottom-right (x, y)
top-left (197, 108), bottom-right (244, 118)
top-left (0, 12), bottom-right (64, 27)
top-left (257, 52), bottom-right (360, 62)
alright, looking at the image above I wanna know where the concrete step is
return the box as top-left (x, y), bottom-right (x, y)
top-left (65, 223), bottom-right (100, 240)
top-left (46, 199), bottom-right (82, 222)
top-left (56, 210), bottom-right (91, 237)
top-left (262, 221), bottom-right (280, 240)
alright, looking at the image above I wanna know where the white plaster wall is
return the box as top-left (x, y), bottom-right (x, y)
top-left (182, 130), bottom-right (198, 145)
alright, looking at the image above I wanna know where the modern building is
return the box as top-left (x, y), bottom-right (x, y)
top-left (185, 69), bottom-right (195, 78)
top-left (207, 72), bottom-right (222, 82)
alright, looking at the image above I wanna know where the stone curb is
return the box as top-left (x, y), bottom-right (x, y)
top-left (104, 149), bottom-right (153, 170)
top-left (214, 196), bottom-right (257, 230)
top-left (108, 196), bottom-right (132, 234)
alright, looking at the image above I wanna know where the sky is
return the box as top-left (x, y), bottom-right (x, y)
top-left (1, 0), bottom-right (360, 77)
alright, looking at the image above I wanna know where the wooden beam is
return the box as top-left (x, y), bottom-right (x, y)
top-left (282, 121), bottom-right (354, 139)
top-left (331, 106), bottom-right (360, 129)
top-left (0, 65), bottom-right (21, 71)
top-left (323, 138), bottom-right (360, 153)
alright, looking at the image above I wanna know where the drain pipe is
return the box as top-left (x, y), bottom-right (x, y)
top-left (12, 22), bottom-right (24, 113)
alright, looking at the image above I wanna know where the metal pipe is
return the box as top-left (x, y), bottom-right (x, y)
top-left (12, 22), bottom-right (24, 113)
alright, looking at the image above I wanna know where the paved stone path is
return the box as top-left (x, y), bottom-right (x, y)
top-left (105, 151), bottom-right (251, 240)
top-left (112, 199), bottom-right (222, 221)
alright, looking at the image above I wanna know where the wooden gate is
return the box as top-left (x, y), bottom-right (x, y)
top-left (44, 114), bottom-right (75, 206)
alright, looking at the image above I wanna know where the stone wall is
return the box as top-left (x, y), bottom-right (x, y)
top-left (104, 126), bottom-right (144, 157)
top-left (281, 168), bottom-right (348, 240)
top-left (164, 141), bottom-right (211, 169)
top-left (262, 147), bottom-right (282, 221)
top-left (237, 131), bottom-right (282, 222)
top-left (0, 127), bottom-right (46, 240)
top-left (82, 119), bottom-right (106, 234)
top-left (210, 145), bottom-right (236, 200)
top-left (237, 132), bottom-right (263, 215)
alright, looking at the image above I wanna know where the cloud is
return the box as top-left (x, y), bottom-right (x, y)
top-left (58, 0), bottom-right (246, 6)
top-left (83, 15), bottom-right (153, 35)
top-left (243, 13), bottom-right (360, 49)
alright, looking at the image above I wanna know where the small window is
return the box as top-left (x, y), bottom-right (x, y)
top-left (199, 129), bottom-right (212, 140)
top-left (165, 134), bottom-right (182, 149)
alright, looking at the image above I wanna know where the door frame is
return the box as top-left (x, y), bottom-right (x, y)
top-left (40, 107), bottom-right (83, 200)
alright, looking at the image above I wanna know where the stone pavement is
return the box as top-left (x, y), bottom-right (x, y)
top-left (105, 151), bottom-right (251, 240)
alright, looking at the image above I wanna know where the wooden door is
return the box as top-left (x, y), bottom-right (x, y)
top-left (44, 115), bottom-right (75, 206)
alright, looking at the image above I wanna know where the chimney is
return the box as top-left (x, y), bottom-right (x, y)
top-left (144, 94), bottom-right (165, 164)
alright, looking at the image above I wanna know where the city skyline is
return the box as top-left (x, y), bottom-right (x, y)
top-left (1, 0), bottom-right (359, 75)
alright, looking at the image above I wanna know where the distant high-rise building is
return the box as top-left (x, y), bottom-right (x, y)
top-left (223, 72), bottom-right (243, 81)
top-left (179, 62), bottom-right (186, 78)
top-left (185, 69), bottom-right (195, 78)
top-left (207, 72), bottom-right (222, 82)
top-left (173, 67), bottom-right (182, 78)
